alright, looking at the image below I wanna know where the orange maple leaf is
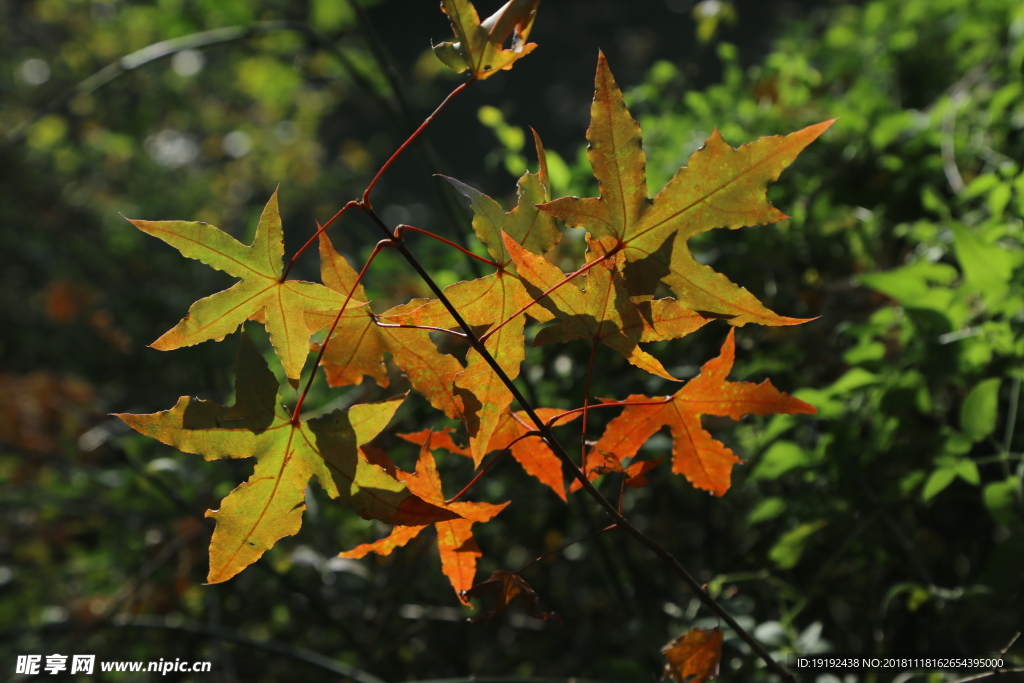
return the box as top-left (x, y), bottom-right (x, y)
top-left (504, 232), bottom-right (709, 380)
top-left (340, 432), bottom-right (509, 603)
top-left (402, 408), bottom-right (579, 501)
top-left (661, 627), bottom-right (723, 683)
top-left (578, 328), bottom-right (815, 496)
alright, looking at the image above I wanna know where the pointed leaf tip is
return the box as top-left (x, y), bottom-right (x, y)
top-left (131, 191), bottom-right (352, 381)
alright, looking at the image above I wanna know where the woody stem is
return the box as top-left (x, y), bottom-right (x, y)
top-left (282, 200), bottom-right (359, 281)
top-left (361, 208), bottom-right (795, 682)
top-left (514, 524), bottom-right (618, 575)
top-left (361, 78), bottom-right (476, 209)
top-left (396, 224), bottom-right (499, 268)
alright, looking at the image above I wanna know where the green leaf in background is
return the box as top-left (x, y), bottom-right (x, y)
top-left (983, 477), bottom-right (1022, 525)
top-left (960, 378), bottom-right (1001, 442)
top-left (954, 458), bottom-right (980, 485)
top-left (827, 368), bottom-right (881, 394)
top-left (883, 582), bottom-right (932, 613)
top-left (746, 496), bottom-right (787, 525)
top-left (950, 224), bottom-right (1014, 304)
top-left (858, 260), bottom-right (958, 304)
top-left (922, 455), bottom-right (980, 502)
top-left (311, 0), bottom-right (356, 31)
top-left (768, 520), bottom-right (827, 570)
top-left (922, 467), bottom-right (958, 503)
top-left (750, 441), bottom-right (811, 481)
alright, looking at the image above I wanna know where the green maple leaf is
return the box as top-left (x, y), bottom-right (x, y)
top-left (128, 190), bottom-right (353, 383)
top-left (116, 333), bottom-right (455, 584)
top-left (540, 52), bottom-right (833, 326)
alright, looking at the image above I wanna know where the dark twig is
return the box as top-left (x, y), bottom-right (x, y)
top-left (359, 204), bottom-right (797, 682)
top-left (445, 430), bottom-right (541, 504)
top-left (514, 524), bottom-right (618, 575)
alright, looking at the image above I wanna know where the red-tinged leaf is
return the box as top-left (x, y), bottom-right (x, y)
top-left (399, 426), bottom-right (471, 457)
top-left (127, 191), bottom-right (354, 383)
top-left (592, 451), bottom-right (663, 489)
top-left (306, 233), bottom-right (389, 388)
top-left (580, 329), bottom-right (815, 496)
top-left (486, 408), bottom-right (578, 501)
top-left (341, 433), bottom-right (508, 602)
top-left (504, 232), bottom-right (708, 380)
top-left (539, 53), bottom-right (832, 326)
top-left (406, 409), bottom-right (577, 501)
top-left (462, 570), bottom-right (560, 624)
top-left (433, 0), bottom-right (540, 80)
top-left (661, 627), bottom-right (723, 683)
top-left (336, 523), bottom-right (427, 560)
top-left (115, 333), bottom-right (455, 584)
top-left (624, 456), bottom-right (663, 488)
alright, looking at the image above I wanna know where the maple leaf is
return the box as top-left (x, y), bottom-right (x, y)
top-left (433, 0), bottom-right (540, 81)
top-left (115, 333), bottom-right (455, 584)
top-left (385, 145), bottom-right (559, 463)
top-left (402, 408), bottom-right (579, 501)
top-left (539, 52), bottom-right (833, 326)
top-left (661, 627), bottom-right (723, 683)
top-left (504, 232), bottom-right (708, 380)
top-left (340, 432), bottom-right (508, 602)
top-left (311, 234), bottom-right (467, 418)
top-left (305, 233), bottom-right (389, 389)
top-left (444, 129), bottom-right (562, 262)
top-left (580, 329), bottom-right (815, 496)
top-left (128, 190), bottom-right (353, 384)
top-left (462, 569), bottom-right (560, 624)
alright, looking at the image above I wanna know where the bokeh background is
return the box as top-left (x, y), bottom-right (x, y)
top-left (2, 0), bottom-right (1023, 680)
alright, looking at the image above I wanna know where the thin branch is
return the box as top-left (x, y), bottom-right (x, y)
top-left (544, 399), bottom-right (671, 428)
top-left (375, 216), bottom-right (797, 682)
top-left (947, 667), bottom-right (1024, 683)
top-left (291, 239), bottom-right (391, 421)
top-left (396, 224), bottom-right (499, 268)
top-left (283, 201), bottom-right (360, 280)
top-left (6, 21), bottom-right (356, 146)
top-left (362, 79), bottom-right (476, 209)
top-left (940, 64), bottom-right (987, 194)
top-left (345, 0), bottom-right (483, 279)
top-left (581, 344), bottom-right (598, 469)
top-left (445, 431), bottom-right (541, 504)
top-left (373, 321), bottom-right (468, 339)
top-left (514, 524), bottom-right (618, 575)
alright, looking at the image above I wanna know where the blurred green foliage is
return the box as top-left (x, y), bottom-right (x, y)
top-left (2, 0), bottom-right (1023, 680)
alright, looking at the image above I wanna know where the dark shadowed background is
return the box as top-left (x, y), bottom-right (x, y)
top-left (2, 0), bottom-right (1023, 681)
